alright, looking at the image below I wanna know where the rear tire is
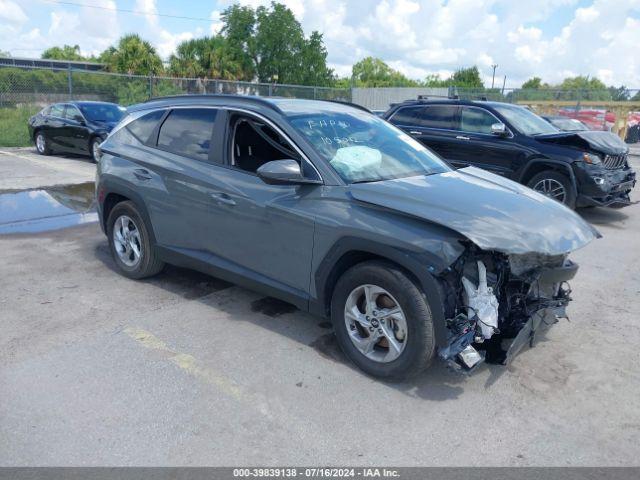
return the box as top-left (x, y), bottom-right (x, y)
top-left (331, 261), bottom-right (435, 380)
top-left (527, 170), bottom-right (576, 209)
top-left (107, 201), bottom-right (164, 279)
top-left (35, 131), bottom-right (50, 155)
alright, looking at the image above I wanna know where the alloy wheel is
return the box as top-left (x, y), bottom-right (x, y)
top-left (92, 139), bottom-right (101, 160)
top-left (113, 215), bottom-right (142, 267)
top-left (36, 134), bottom-right (46, 153)
top-left (532, 178), bottom-right (566, 203)
top-left (344, 284), bottom-right (408, 363)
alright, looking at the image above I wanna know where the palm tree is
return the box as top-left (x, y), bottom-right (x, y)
top-left (102, 34), bottom-right (163, 76)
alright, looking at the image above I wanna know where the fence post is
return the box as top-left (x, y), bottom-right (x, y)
top-left (313, 87), bottom-right (317, 100)
top-left (268, 83), bottom-right (273, 96)
top-left (67, 66), bottom-right (73, 97)
top-left (148, 75), bottom-right (153, 99)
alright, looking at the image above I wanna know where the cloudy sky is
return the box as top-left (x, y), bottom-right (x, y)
top-left (1, 0), bottom-right (639, 87)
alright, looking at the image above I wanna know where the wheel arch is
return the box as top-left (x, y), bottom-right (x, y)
top-left (312, 239), bottom-right (449, 347)
top-left (99, 181), bottom-right (157, 245)
top-left (518, 158), bottom-right (577, 189)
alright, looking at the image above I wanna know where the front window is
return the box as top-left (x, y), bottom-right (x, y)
top-left (493, 104), bottom-right (558, 136)
top-left (78, 103), bottom-right (126, 122)
top-left (460, 107), bottom-right (500, 134)
top-left (284, 104), bottom-right (450, 184)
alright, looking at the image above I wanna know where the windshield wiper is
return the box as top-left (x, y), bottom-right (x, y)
top-left (350, 178), bottom-right (380, 184)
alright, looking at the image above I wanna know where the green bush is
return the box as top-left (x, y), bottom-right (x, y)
top-left (0, 106), bottom-right (39, 147)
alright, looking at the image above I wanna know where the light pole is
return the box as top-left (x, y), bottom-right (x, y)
top-left (491, 64), bottom-right (498, 89)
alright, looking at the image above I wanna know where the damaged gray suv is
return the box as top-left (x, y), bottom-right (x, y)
top-left (96, 95), bottom-right (599, 379)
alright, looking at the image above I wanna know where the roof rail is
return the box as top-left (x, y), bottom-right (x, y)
top-left (324, 99), bottom-right (371, 113)
top-left (142, 94), bottom-right (282, 112)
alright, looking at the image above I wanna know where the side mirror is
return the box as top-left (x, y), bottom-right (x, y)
top-left (73, 115), bottom-right (85, 125)
top-left (491, 122), bottom-right (508, 136)
top-left (257, 159), bottom-right (321, 186)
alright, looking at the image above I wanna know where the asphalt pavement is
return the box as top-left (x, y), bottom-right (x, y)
top-left (1, 147), bottom-right (639, 466)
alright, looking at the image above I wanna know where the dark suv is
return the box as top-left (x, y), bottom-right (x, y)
top-left (96, 95), bottom-right (598, 379)
top-left (384, 98), bottom-right (636, 208)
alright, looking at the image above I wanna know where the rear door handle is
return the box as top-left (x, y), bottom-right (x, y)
top-left (210, 192), bottom-right (236, 206)
top-left (456, 135), bottom-right (470, 140)
top-left (133, 169), bottom-right (152, 181)
top-left (409, 131), bottom-right (422, 135)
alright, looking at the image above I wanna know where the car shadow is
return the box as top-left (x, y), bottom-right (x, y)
top-left (94, 243), bottom-right (503, 398)
top-left (578, 205), bottom-right (631, 227)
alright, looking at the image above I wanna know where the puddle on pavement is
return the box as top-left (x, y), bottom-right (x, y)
top-left (0, 182), bottom-right (98, 234)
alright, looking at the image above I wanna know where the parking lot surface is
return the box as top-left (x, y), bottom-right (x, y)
top-left (1, 149), bottom-right (639, 466)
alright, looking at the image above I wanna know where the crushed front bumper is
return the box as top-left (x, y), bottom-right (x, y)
top-left (575, 163), bottom-right (636, 207)
top-left (440, 258), bottom-right (579, 372)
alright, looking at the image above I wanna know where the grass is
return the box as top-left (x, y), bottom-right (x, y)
top-left (0, 106), bottom-right (40, 147)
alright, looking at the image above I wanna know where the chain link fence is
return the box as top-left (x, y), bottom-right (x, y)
top-left (1, 63), bottom-right (639, 145)
top-left (0, 64), bottom-right (351, 146)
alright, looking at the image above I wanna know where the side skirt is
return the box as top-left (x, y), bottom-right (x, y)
top-left (155, 245), bottom-right (311, 312)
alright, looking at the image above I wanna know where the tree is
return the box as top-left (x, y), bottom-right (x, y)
top-left (169, 36), bottom-right (245, 80)
top-left (221, 4), bottom-right (257, 81)
top-left (608, 85), bottom-right (629, 101)
top-left (41, 45), bottom-right (91, 61)
top-left (100, 34), bottom-right (163, 76)
top-left (450, 66), bottom-right (483, 88)
top-left (351, 57), bottom-right (418, 87)
top-left (219, 1), bottom-right (333, 85)
top-left (558, 75), bottom-right (607, 91)
top-left (521, 77), bottom-right (546, 89)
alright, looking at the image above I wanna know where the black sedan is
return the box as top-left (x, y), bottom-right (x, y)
top-left (28, 101), bottom-right (126, 161)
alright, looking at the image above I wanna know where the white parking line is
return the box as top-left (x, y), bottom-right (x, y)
top-left (0, 148), bottom-right (93, 175)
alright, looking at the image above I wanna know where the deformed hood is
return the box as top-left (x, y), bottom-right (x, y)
top-left (350, 166), bottom-right (600, 256)
top-left (536, 130), bottom-right (629, 155)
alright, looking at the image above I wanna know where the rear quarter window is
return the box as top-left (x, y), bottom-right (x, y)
top-left (126, 110), bottom-right (166, 144)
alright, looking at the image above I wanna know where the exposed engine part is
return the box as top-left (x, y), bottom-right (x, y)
top-left (438, 246), bottom-right (578, 370)
top-left (462, 261), bottom-right (499, 340)
top-left (458, 345), bottom-right (483, 369)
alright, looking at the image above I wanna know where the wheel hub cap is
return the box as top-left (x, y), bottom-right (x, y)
top-left (344, 284), bottom-right (408, 363)
top-left (533, 178), bottom-right (566, 203)
top-left (113, 215), bottom-right (142, 267)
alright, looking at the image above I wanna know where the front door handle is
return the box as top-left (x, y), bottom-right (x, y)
top-left (211, 192), bottom-right (236, 206)
top-left (409, 131), bottom-right (422, 136)
top-left (133, 169), bottom-right (152, 181)
top-left (456, 135), bottom-right (470, 140)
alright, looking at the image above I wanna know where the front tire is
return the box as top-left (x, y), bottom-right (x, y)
top-left (107, 201), bottom-right (164, 279)
top-left (35, 131), bottom-right (50, 155)
top-left (89, 137), bottom-right (102, 163)
top-left (527, 170), bottom-right (576, 209)
top-left (331, 261), bottom-right (435, 380)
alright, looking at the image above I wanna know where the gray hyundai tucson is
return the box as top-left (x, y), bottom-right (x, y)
top-left (96, 95), bottom-right (599, 379)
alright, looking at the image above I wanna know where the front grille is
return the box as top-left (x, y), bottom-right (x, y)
top-left (603, 154), bottom-right (627, 170)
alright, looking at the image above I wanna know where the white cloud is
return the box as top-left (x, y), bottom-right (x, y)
top-left (0, 0), bottom-right (27, 24)
top-left (135, 0), bottom-right (159, 25)
top-left (3, 0), bottom-right (640, 87)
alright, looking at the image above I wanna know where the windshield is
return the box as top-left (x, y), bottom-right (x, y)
top-left (550, 118), bottom-right (588, 132)
top-left (494, 104), bottom-right (558, 136)
top-left (285, 106), bottom-right (450, 183)
top-left (78, 103), bottom-right (125, 122)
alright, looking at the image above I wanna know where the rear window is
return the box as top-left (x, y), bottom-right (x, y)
top-left (415, 105), bottom-right (457, 130)
top-left (157, 108), bottom-right (217, 161)
top-left (126, 110), bottom-right (165, 143)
